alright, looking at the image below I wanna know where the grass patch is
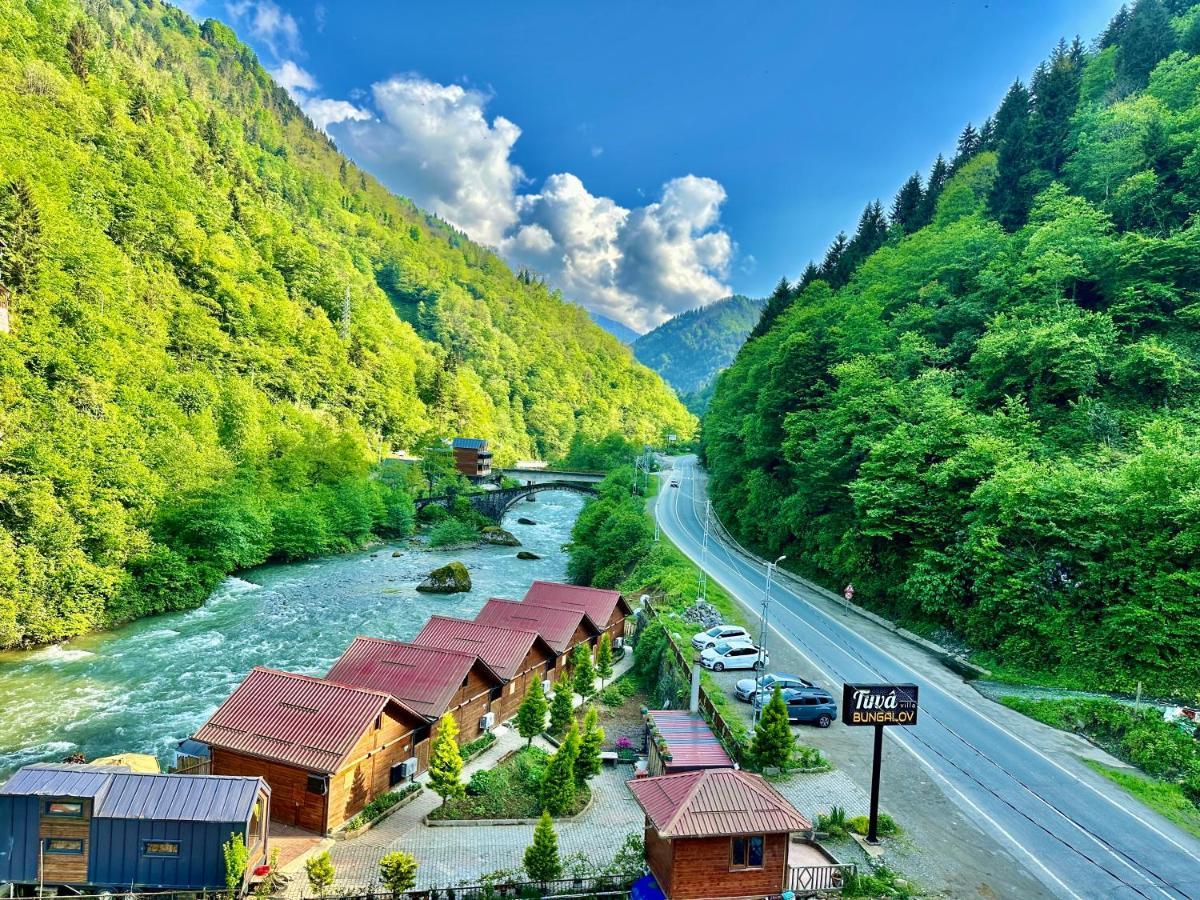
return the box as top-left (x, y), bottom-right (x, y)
top-left (460, 730), bottom-right (497, 759)
top-left (427, 746), bottom-right (590, 821)
top-left (344, 783), bottom-right (421, 831)
top-left (1083, 759), bottom-right (1200, 839)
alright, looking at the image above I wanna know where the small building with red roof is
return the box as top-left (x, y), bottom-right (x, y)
top-left (474, 597), bottom-right (598, 675)
top-left (627, 767), bottom-right (812, 900)
top-left (194, 667), bottom-right (427, 834)
top-left (413, 616), bottom-right (557, 721)
top-left (327, 637), bottom-right (505, 745)
top-left (522, 580), bottom-right (632, 645)
top-left (644, 710), bottom-right (734, 776)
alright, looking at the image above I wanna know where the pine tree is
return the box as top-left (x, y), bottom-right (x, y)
top-left (524, 811), bottom-right (563, 882)
top-left (796, 262), bottom-right (819, 290)
top-left (0, 178), bottom-right (42, 293)
top-left (978, 116), bottom-right (996, 150)
top-left (66, 20), bottom-right (92, 82)
top-left (916, 155), bottom-right (950, 228)
top-left (751, 685), bottom-right (795, 771)
top-left (541, 723), bottom-right (580, 815)
top-left (428, 712), bottom-right (465, 806)
top-left (571, 643), bottom-right (596, 700)
top-left (988, 81), bottom-right (1037, 230)
top-left (595, 633), bottom-right (614, 687)
top-left (749, 276), bottom-right (793, 340)
top-left (304, 851), bottom-right (335, 897)
top-left (844, 201), bottom-right (888, 274)
top-left (378, 851), bottom-right (419, 894)
top-left (549, 672), bottom-right (574, 735)
top-left (516, 678), bottom-right (548, 745)
top-left (952, 123), bottom-right (980, 169)
top-left (1117, 0), bottom-right (1176, 90)
top-left (1030, 39), bottom-right (1082, 175)
top-left (818, 232), bottom-right (849, 286)
top-left (890, 174), bottom-right (925, 234)
top-left (575, 704), bottom-right (604, 784)
top-left (1101, 4), bottom-right (1131, 48)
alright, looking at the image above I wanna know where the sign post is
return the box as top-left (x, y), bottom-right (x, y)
top-left (841, 683), bottom-right (919, 844)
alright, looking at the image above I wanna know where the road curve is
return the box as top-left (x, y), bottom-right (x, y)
top-left (655, 455), bottom-right (1200, 900)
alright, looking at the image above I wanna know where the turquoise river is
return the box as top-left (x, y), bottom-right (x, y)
top-left (0, 491), bottom-right (585, 777)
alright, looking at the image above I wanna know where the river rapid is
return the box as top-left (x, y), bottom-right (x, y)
top-left (0, 491), bottom-right (585, 777)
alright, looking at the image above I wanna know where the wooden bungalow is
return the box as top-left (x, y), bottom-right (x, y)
top-left (0, 764), bottom-right (268, 891)
top-left (627, 768), bottom-right (812, 900)
top-left (195, 667), bottom-right (427, 834)
top-left (474, 597), bottom-right (598, 677)
top-left (413, 616), bottom-right (557, 722)
top-left (522, 580), bottom-right (632, 647)
top-left (326, 637), bottom-right (504, 745)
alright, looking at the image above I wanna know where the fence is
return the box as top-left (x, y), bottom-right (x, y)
top-left (786, 863), bottom-right (857, 894)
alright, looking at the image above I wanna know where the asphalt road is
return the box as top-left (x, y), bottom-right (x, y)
top-left (656, 455), bottom-right (1200, 900)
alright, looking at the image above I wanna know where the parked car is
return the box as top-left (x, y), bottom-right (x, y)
top-left (734, 672), bottom-right (815, 703)
top-left (700, 641), bottom-right (767, 672)
top-left (753, 687), bottom-right (838, 727)
top-left (692, 624), bottom-right (752, 650)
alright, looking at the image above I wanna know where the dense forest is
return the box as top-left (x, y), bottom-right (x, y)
top-left (633, 295), bottom-right (764, 412)
top-left (704, 0), bottom-right (1200, 697)
top-left (0, 0), bottom-right (693, 647)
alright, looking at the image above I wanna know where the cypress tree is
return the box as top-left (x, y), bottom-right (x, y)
top-left (1117, 0), bottom-right (1176, 90)
top-left (541, 723), bottom-right (579, 815)
top-left (428, 712), bottom-right (465, 806)
top-left (378, 851), bottom-right (419, 894)
top-left (516, 678), bottom-right (548, 746)
top-left (571, 643), bottom-right (596, 700)
top-left (575, 704), bottom-right (604, 784)
top-left (890, 174), bottom-right (925, 234)
top-left (549, 671), bottom-right (574, 735)
top-left (524, 811), bottom-right (563, 882)
top-left (751, 685), bottom-right (795, 771)
top-left (595, 633), bottom-right (614, 687)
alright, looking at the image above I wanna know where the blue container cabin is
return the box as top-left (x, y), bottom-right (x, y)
top-left (0, 764), bottom-right (270, 891)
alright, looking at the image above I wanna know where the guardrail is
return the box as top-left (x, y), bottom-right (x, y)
top-left (787, 862), bottom-right (856, 894)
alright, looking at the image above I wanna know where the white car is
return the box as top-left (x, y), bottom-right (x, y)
top-left (691, 624), bottom-right (751, 651)
top-left (700, 641), bottom-right (768, 672)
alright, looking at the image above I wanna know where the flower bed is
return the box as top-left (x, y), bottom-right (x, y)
top-left (427, 745), bottom-right (590, 821)
top-left (341, 782), bottom-right (422, 835)
top-left (459, 730), bottom-right (497, 763)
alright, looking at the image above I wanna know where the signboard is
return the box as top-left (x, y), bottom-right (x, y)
top-left (842, 683), bottom-right (919, 727)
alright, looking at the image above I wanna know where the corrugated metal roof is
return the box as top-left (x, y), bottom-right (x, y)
top-left (452, 437), bottom-right (488, 449)
top-left (327, 637), bottom-right (501, 718)
top-left (646, 710), bottom-right (734, 771)
top-left (627, 768), bottom-right (812, 838)
top-left (194, 667), bottom-right (418, 773)
top-left (413, 616), bottom-right (552, 682)
top-left (523, 580), bottom-right (631, 631)
top-left (474, 598), bottom-right (592, 654)
top-left (0, 765), bottom-right (265, 823)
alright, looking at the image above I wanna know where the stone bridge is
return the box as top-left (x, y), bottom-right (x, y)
top-left (415, 480), bottom-right (598, 523)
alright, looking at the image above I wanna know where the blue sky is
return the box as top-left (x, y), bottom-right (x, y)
top-left (199, 1), bottom-right (1124, 331)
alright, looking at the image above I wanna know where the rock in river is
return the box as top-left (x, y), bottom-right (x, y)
top-left (416, 561), bottom-right (472, 593)
top-left (517, 517), bottom-right (537, 526)
top-left (480, 526), bottom-right (521, 546)
top-left (517, 551), bottom-right (541, 560)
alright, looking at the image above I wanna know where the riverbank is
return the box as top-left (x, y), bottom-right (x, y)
top-left (0, 492), bottom-right (585, 777)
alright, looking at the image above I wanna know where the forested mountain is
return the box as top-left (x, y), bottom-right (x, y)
top-left (704, 0), bottom-right (1200, 696)
top-left (0, 0), bottom-right (693, 648)
top-left (633, 295), bottom-right (764, 410)
top-left (589, 311), bottom-right (642, 344)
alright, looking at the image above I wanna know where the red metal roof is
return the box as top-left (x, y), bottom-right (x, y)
top-left (194, 668), bottom-right (420, 774)
top-left (413, 616), bottom-right (553, 682)
top-left (523, 580), bottom-right (631, 631)
top-left (474, 598), bottom-right (593, 654)
top-left (326, 637), bottom-right (501, 719)
top-left (646, 710), bottom-right (734, 771)
top-left (628, 768), bottom-right (812, 838)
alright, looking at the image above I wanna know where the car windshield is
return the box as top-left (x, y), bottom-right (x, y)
top-left (761, 674), bottom-right (777, 686)
top-left (714, 642), bottom-right (734, 654)
top-left (705, 626), bottom-right (724, 636)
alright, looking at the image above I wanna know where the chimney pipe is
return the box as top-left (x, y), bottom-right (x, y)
top-left (690, 663), bottom-right (701, 713)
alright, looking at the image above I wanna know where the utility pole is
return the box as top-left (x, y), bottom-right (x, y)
top-left (753, 555), bottom-right (787, 726)
top-left (697, 500), bottom-right (711, 604)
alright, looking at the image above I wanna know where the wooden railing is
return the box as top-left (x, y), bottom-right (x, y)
top-left (787, 862), bottom-right (856, 894)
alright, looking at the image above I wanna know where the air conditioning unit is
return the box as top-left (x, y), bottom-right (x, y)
top-left (613, 636), bottom-right (625, 649)
top-left (479, 712), bottom-right (496, 731)
top-left (398, 757), bottom-right (418, 779)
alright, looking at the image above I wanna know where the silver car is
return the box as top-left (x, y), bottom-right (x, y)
top-left (734, 673), bottom-right (815, 703)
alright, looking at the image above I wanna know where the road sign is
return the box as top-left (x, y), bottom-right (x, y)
top-left (842, 683), bottom-right (919, 844)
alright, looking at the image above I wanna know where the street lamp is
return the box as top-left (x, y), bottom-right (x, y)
top-left (753, 554), bottom-right (787, 726)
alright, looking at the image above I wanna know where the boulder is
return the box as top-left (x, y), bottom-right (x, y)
top-left (391, 550), bottom-right (403, 558)
top-left (480, 527), bottom-right (521, 546)
top-left (416, 561), bottom-right (472, 593)
top-left (517, 551), bottom-right (541, 560)
top-left (517, 517), bottom-right (537, 526)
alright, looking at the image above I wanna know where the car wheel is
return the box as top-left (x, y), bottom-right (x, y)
top-left (818, 714), bottom-right (831, 728)
top-left (713, 662), bottom-right (724, 672)
top-left (752, 660), bottom-right (765, 671)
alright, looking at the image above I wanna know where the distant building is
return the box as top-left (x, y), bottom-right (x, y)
top-left (452, 437), bottom-right (493, 477)
top-left (0, 764), bottom-right (269, 891)
top-left (627, 767), bottom-right (811, 900)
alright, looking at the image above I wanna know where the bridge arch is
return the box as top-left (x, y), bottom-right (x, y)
top-left (414, 480), bottom-right (598, 523)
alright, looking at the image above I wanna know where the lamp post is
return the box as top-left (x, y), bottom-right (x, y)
top-left (753, 554), bottom-right (787, 726)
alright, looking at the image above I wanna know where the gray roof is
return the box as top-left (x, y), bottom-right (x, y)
top-left (0, 764), bottom-right (265, 823)
top-left (452, 437), bottom-right (488, 449)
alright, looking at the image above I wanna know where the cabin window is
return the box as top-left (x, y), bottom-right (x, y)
top-left (143, 840), bottom-right (181, 857)
top-left (45, 800), bottom-right (83, 817)
top-left (249, 799), bottom-right (264, 849)
top-left (509, 682), bottom-right (516, 695)
top-left (374, 714), bottom-right (383, 731)
top-left (306, 774), bottom-right (328, 795)
top-left (414, 723), bottom-right (431, 743)
top-left (45, 838), bottom-right (84, 855)
top-left (730, 835), bottom-right (765, 869)
top-left (489, 685), bottom-right (503, 702)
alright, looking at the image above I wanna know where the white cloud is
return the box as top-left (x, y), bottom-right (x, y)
top-left (270, 60), bottom-right (316, 94)
top-left (226, 1), bottom-right (300, 59)
top-left (337, 76), bottom-right (525, 246)
top-left (269, 60), bottom-right (370, 132)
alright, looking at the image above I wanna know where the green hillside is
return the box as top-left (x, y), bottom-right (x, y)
top-left (704, 0), bottom-right (1200, 696)
top-left (633, 295), bottom-right (764, 409)
top-left (0, 0), bottom-right (693, 647)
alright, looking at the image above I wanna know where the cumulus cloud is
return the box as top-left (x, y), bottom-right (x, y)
top-left (268, 61), bottom-right (370, 132)
top-left (226, 1), bottom-right (300, 59)
top-left (270, 60), bottom-right (316, 94)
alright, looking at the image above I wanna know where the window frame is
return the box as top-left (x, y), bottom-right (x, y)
top-left (142, 839), bottom-right (182, 858)
top-left (44, 799), bottom-right (84, 818)
top-left (44, 837), bottom-right (84, 855)
top-left (730, 834), bottom-right (767, 870)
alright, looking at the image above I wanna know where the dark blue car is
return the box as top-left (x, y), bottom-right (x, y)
top-left (754, 687), bottom-right (838, 727)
